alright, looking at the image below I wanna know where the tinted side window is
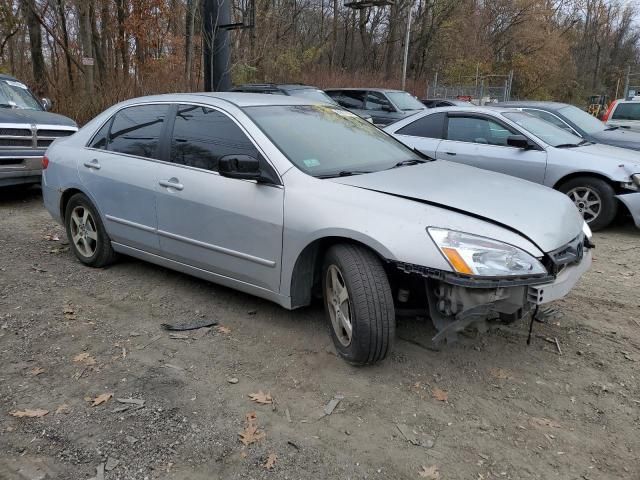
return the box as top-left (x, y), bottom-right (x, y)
top-left (170, 105), bottom-right (258, 172)
top-left (397, 113), bottom-right (445, 138)
top-left (330, 90), bottom-right (365, 109)
top-left (89, 119), bottom-right (112, 149)
top-left (612, 103), bottom-right (640, 120)
top-left (365, 92), bottom-right (392, 111)
top-left (447, 116), bottom-right (516, 146)
top-left (107, 104), bottom-right (168, 159)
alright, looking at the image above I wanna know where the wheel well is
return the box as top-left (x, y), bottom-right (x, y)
top-left (553, 172), bottom-right (620, 192)
top-left (59, 188), bottom-right (83, 221)
top-left (289, 237), bottom-right (388, 309)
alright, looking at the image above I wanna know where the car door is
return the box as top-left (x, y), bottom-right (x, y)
top-left (79, 103), bottom-right (169, 254)
top-left (154, 104), bottom-right (284, 292)
top-left (436, 113), bottom-right (547, 183)
top-left (391, 112), bottom-right (446, 157)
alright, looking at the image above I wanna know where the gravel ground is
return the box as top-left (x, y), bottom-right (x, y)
top-left (1, 186), bottom-right (639, 480)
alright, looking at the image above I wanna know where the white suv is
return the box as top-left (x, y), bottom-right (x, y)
top-left (604, 99), bottom-right (640, 133)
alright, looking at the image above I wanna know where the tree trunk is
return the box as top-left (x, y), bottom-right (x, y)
top-left (76, 0), bottom-right (95, 95)
top-left (55, 0), bottom-right (74, 88)
top-left (185, 0), bottom-right (197, 86)
top-left (116, 0), bottom-right (129, 79)
top-left (90, 1), bottom-right (107, 87)
top-left (21, 0), bottom-right (47, 96)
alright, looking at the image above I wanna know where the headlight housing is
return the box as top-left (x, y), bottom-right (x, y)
top-left (428, 228), bottom-right (547, 277)
top-left (631, 174), bottom-right (640, 188)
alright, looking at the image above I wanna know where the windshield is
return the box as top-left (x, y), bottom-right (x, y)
top-left (244, 105), bottom-right (421, 177)
top-left (0, 79), bottom-right (42, 110)
top-left (289, 88), bottom-right (337, 105)
top-left (502, 111), bottom-right (584, 147)
top-left (557, 105), bottom-right (605, 134)
top-left (386, 91), bottom-right (425, 111)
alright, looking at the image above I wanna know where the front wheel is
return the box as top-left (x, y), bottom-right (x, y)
top-left (322, 244), bottom-right (395, 365)
top-left (558, 176), bottom-right (618, 231)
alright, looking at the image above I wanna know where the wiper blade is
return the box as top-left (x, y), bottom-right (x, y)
top-left (317, 170), bottom-right (372, 179)
top-left (555, 143), bottom-right (581, 148)
top-left (388, 159), bottom-right (428, 169)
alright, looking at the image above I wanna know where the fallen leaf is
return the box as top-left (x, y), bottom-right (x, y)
top-left (55, 404), bottom-right (71, 415)
top-left (44, 233), bottom-right (60, 241)
top-left (73, 352), bottom-right (96, 366)
top-left (418, 465), bottom-right (440, 479)
top-left (28, 367), bottom-right (45, 376)
top-left (264, 453), bottom-right (277, 470)
top-left (489, 368), bottom-right (512, 379)
top-left (238, 411), bottom-right (265, 446)
top-left (9, 409), bottom-right (49, 418)
top-left (217, 325), bottom-right (231, 334)
top-left (432, 387), bottom-right (448, 402)
top-left (529, 417), bottom-right (561, 429)
top-left (90, 393), bottom-right (113, 407)
top-left (248, 391), bottom-right (273, 405)
top-left (63, 305), bottom-right (77, 320)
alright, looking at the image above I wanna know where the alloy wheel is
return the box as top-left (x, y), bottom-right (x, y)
top-left (325, 264), bottom-right (353, 347)
top-left (69, 206), bottom-right (98, 258)
top-left (567, 186), bottom-right (602, 223)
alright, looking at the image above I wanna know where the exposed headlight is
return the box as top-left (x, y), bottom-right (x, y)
top-left (428, 228), bottom-right (547, 277)
top-left (582, 221), bottom-right (592, 239)
top-left (632, 174), bottom-right (640, 187)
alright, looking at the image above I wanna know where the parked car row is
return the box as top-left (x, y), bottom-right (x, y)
top-left (41, 92), bottom-right (595, 365)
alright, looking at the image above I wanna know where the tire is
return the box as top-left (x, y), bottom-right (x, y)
top-left (558, 176), bottom-right (618, 231)
top-left (322, 244), bottom-right (395, 365)
top-left (64, 193), bottom-right (116, 267)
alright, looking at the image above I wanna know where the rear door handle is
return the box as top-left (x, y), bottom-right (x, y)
top-left (445, 152), bottom-right (457, 156)
top-left (159, 178), bottom-right (184, 191)
top-left (83, 159), bottom-right (101, 170)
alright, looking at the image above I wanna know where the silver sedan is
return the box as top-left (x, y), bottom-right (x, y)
top-left (43, 94), bottom-right (592, 364)
top-left (384, 106), bottom-right (640, 230)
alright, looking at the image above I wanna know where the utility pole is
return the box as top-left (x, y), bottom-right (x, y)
top-left (401, 4), bottom-right (412, 91)
top-left (623, 65), bottom-right (630, 100)
top-left (202, 0), bottom-right (231, 91)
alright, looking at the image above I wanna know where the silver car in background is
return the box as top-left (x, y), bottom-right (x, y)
top-left (43, 94), bottom-right (592, 364)
top-left (385, 106), bottom-right (640, 230)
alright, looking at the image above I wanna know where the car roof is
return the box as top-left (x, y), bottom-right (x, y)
top-left (234, 83), bottom-right (320, 91)
top-left (495, 101), bottom-right (570, 111)
top-left (0, 73), bottom-right (20, 82)
top-left (419, 105), bottom-right (521, 114)
top-left (324, 87), bottom-right (407, 93)
top-left (118, 92), bottom-right (326, 108)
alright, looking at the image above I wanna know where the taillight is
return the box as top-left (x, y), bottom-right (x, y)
top-left (42, 155), bottom-right (49, 170)
top-left (602, 100), bottom-right (617, 121)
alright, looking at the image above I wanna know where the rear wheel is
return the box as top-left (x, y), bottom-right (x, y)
top-left (558, 176), bottom-right (617, 231)
top-left (322, 244), bottom-right (395, 365)
top-left (64, 193), bottom-right (116, 267)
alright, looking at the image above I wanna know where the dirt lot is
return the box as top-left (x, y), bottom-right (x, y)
top-left (1, 187), bottom-right (639, 480)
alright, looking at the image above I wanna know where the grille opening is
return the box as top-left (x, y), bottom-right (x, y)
top-left (0, 158), bottom-right (24, 166)
top-left (37, 129), bottom-right (74, 138)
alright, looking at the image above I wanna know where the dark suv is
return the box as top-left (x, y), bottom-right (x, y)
top-left (0, 74), bottom-right (77, 187)
top-left (324, 88), bottom-right (425, 126)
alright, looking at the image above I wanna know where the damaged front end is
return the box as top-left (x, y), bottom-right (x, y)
top-left (394, 230), bottom-right (593, 343)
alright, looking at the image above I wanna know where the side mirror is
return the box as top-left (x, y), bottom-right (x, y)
top-left (382, 105), bottom-right (395, 112)
top-left (507, 134), bottom-right (534, 149)
top-left (41, 98), bottom-right (52, 111)
top-left (218, 154), bottom-right (279, 184)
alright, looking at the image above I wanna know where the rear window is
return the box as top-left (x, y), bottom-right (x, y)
top-left (612, 103), bottom-right (640, 121)
top-left (396, 113), bottom-right (445, 138)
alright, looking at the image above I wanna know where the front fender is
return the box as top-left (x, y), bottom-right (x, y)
top-left (617, 191), bottom-right (640, 228)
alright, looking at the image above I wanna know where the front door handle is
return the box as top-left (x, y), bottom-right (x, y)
top-left (159, 178), bottom-right (184, 191)
top-left (83, 159), bottom-right (101, 170)
top-left (445, 151), bottom-right (457, 156)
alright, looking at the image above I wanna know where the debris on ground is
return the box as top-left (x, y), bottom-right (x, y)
top-left (136, 334), bottom-right (162, 350)
top-left (104, 457), bottom-right (119, 472)
top-left (161, 319), bottom-right (217, 331)
top-left (44, 233), bottom-right (60, 241)
top-left (88, 463), bottom-right (105, 480)
top-left (217, 325), bottom-right (232, 334)
top-left (73, 352), bottom-right (96, 366)
top-left (264, 453), bottom-right (277, 470)
top-left (9, 408), bottom-right (49, 418)
top-left (28, 366), bottom-right (45, 376)
top-left (489, 368), bottom-right (512, 379)
top-left (432, 388), bottom-right (448, 402)
top-left (323, 395), bottom-right (344, 416)
top-left (418, 464), bottom-right (440, 479)
top-left (116, 398), bottom-right (145, 407)
top-left (168, 332), bottom-right (190, 340)
top-left (63, 304), bottom-right (77, 320)
top-left (89, 393), bottom-right (113, 407)
top-left (528, 417), bottom-right (561, 429)
top-left (285, 408), bottom-right (292, 423)
top-left (227, 377), bottom-right (239, 384)
top-left (55, 404), bottom-right (70, 415)
top-left (249, 391), bottom-right (273, 405)
top-left (239, 411), bottom-right (265, 446)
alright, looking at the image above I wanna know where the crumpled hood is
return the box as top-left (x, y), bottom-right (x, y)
top-left (0, 108), bottom-right (76, 127)
top-left (590, 129), bottom-right (640, 151)
top-left (329, 161), bottom-right (583, 253)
